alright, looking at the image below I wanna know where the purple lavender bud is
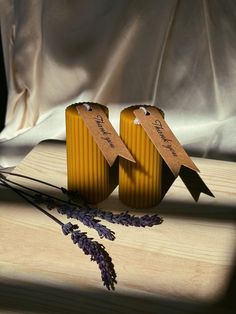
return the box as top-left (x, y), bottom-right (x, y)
top-left (62, 222), bottom-right (78, 235)
top-left (34, 193), bottom-right (56, 210)
top-left (33, 193), bottom-right (44, 204)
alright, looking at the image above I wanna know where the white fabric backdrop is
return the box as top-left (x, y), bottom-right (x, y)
top-left (0, 0), bottom-right (236, 168)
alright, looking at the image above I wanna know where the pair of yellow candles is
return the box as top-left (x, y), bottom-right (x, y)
top-left (66, 103), bottom-right (162, 208)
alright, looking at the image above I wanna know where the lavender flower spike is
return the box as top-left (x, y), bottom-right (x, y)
top-left (62, 223), bottom-right (117, 290)
top-left (34, 194), bottom-right (115, 241)
top-left (61, 188), bottom-right (163, 228)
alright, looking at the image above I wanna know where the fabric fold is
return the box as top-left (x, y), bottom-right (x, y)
top-left (0, 0), bottom-right (236, 168)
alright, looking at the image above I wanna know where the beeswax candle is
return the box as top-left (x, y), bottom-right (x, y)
top-left (66, 103), bottom-right (118, 204)
top-left (119, 105), bottom-right (162, 208)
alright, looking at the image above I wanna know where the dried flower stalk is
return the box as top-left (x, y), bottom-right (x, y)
top-left (0, 170), bottom-right (163, 290)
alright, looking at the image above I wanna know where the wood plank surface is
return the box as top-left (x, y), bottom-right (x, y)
top-left (0, 140), bottom-right (236, 314)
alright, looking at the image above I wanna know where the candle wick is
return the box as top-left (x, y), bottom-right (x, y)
top-left (140, 106), bottom-right (148, 115)
top-left (83, 103), bottom-right (92, 111)
top-left (134, 106), bottom-right (149, 125)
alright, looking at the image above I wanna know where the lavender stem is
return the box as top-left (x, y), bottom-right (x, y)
top-left (0, 178), bottom-right (63, 226)
top-left (0, 170), bottom-right (61, 190)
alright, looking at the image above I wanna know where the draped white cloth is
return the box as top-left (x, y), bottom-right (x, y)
top-left (0, 0), bottom-right (236, 168)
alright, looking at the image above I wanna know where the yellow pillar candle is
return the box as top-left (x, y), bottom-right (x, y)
top-left (119, 105), bottom-right (162, 208)
top-left (66, 103), bottom-right (118, 204)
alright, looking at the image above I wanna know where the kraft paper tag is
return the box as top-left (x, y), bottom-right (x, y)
top-left (134, 106), bottom-right (214, 201)
top-left (76, 103), bottom-right (135, 167)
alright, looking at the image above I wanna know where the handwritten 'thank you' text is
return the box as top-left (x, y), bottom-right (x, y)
top-left (152, 120), bottom-right (177, 157)
top-left (95, 115), bottom-right (115, 148)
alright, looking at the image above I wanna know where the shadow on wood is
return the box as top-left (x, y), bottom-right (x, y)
top-left (0, 278), bottom-right (234, 314)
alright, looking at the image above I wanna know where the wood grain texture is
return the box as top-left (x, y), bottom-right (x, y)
top-left (0, 140), bottom-right (236, 314)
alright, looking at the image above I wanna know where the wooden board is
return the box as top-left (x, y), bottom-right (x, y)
top-left (0, 140), bottom-right (236, 314)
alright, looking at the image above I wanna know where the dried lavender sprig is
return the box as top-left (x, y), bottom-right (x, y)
top-left (34, 193), bottom-right (115, 241)
top-left (62, 188), bottom-right (164, 227)
top-left (0, 179), bottom-right (117, 290)
top-left (0, 175), bottom-right (115, 240)
top-left (62, 222), bottom-right (117, 290)
top-left (1, 172), bottom-right (163, 228)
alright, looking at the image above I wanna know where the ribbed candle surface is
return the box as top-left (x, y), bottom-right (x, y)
top-left (66, 103), bottom-right (117, 204)
top-left (119, 105), bottom-right (162, 208)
